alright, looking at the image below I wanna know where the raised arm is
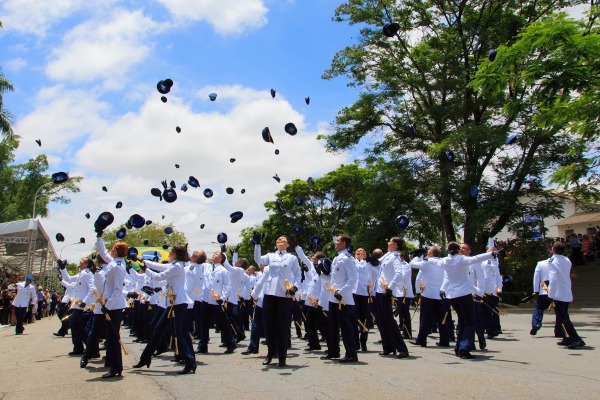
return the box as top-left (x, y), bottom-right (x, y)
top-left (254, 245), bottom-right (269, 267)
top-left (95, 237), bottom-right (114, 264)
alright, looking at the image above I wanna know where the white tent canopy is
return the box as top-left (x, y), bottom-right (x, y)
top-left (0, 219), bottom-right (57, 277)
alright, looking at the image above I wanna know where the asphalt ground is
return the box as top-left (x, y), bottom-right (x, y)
top-left (0, 309), bottom-right (598, 400)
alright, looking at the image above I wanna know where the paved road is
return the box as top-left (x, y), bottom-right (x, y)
top-left (1, 310), bottom-right (598, 400)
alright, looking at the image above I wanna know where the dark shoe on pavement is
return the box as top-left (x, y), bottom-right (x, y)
top-left (379, 350), bottom-right (396, 356)
top-left (241, 349), bottom-right (258, 355)
top-left (458, 349), bottom-right (475, 359)
top-left (530, 327), bottom-right (538, 336)
top-left (397, 351), bottom-right (409, 359)
top-left (224, 347), bottom-right (236, 354)
top-left (320, 354), bottom-right (340, 360)
top-left (409, 340), bottom-right (425, 347)
top-left (436, 342), bottom-right (450, 347)
top-left (557, 340), bottom-right (570, 346)
top-left (567, 340), bottom-right (586, 349)
top-left (338, 356), bottom-right (358, 363)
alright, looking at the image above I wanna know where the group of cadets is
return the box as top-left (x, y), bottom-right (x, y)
top-left (39, 229), bottom-right (586, 379)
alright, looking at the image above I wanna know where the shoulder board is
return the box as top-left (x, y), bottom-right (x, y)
top-left (116, 261), bottom-right (122, 265)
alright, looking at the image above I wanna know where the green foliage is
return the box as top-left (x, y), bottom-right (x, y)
top-left (0, 135), bottom-right (82, 223)
top-left (323, 0), bottom-right (594, 251)
top-left (94, 223), bottom-right (187, 255)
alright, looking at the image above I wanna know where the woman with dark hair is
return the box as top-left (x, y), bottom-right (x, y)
top-left (438, 242), bottom-right (496, 359)
top-left (132, 244), bottom-right (197, 374)
top-left (253, 233), bottom-right (302, 367)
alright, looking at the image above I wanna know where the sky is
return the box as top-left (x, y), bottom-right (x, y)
top-left (0, 0), bottom-right (365, 261)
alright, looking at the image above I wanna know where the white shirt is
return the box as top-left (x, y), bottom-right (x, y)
top-left (253, 246), bottom-right (301, 298)
top-left (144, 260), bottom-right (191, 306)
top-left (481, 258), bottom-right (502, 295)
top-left (92, 268), bottom-right (106, 314)
top-left (394, 261), bottom-right (414, 298)
top-left (547, 254), bottom-right (573, 302)
top-left (206, 264), bottom-right (230, 306)
top-left (533, 260), bottom-right (550, 295)
top-left (103, 258), bottom-right (127, 310)
top-left (354, 259), bottom-right (371, 296)
top-left (410, 256), bottom-right (445, 299)
top-left (376, 251), bottom-right (403, 294)
top-left (328, 250), bottom-right (358, 306)
top-left (12, 281), bottom-right (37, 308)
top-left (70, 269), bottom-right (96, 309)
top-left (438, 252), bottom-right (494, 299)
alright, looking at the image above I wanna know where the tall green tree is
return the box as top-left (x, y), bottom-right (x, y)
top-left (0, 22), bottom-right (14, 138)
top-left (0, 136), bottom-right (82, 222)
top-left (323, 0), bottom-right (590, 250)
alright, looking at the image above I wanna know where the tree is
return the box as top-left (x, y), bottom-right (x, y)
top-left (322, 0), bottom-right (592, 250)
top-left (0, 22), bottom-right (14, 138)
top-left (97, 223), bottom-right (188, 251)
top-left (0, 135), bottom-right (82, 222)
top-left (237, 162), bottom-right (440, 258)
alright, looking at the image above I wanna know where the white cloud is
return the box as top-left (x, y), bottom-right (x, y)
top-left (3, 57), bottom-right (27, 72)
top-left (0, 0), bottom-right (116, 37)
top-left (153, 0), bottom-right (268, 35)
top-left (45, 9), bottom-right (161, 83)
top-left (35, 84), bottom-right (348, 260)
top-left (13, 85), bottom-right (110, 159)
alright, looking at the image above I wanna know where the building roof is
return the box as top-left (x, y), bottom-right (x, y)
top-left (0, 219), bottom-right (57, 275)
top-left (552, 212), bottom-right (600, 227)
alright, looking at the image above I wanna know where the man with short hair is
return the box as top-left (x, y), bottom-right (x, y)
top-left (548, 242), bottom-right (585, 349)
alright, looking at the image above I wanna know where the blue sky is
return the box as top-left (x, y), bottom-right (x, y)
top-left (0, 0), bottom-right (365, 260)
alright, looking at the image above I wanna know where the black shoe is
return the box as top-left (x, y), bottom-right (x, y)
top-left (409, 340), bottom-right (425, 347)
top-left (305, 346), bottom-right (321, 351)
top-left (262, 356), bottom-right (273, 365)
top-left (236, 335), bottom-right (246, 343)
top-left (224, 347), bottom-right (236, 354)
top-left (155, 349), bottom-right (168, 356)
top-left (89, 353), bottom-right (101, 359)
top-left (53, 333), bottom-right (65, 337)
top-left (320, 354), bottom-right (340, 360)
top-left (196, 348), bottom-right (207, 354)
top-left (530, 327), bottom-right (539, 336)
top-left (80, 356), bottom-right (89, 368)
top-left (132, 360), bottom-right (151, 368)
top-left (557, 340), bottom-right (570, 346)
top-left (379, 351), bottom-right (396, 356)
top-left (361, 345), bottom-right (368, 352)
top-left (178, 365), bottom-right (196, 374)
top-left (435, 342), bottom-right (450, 347)
top-left (479, 340), bottom-right (487, 350)
top-left (397, 351), bottom-right (409, 359)
top-left (568, 340), bottom-right (586, 349)
top-left (219, 343), bottom-right (228, 348)
top-left (338, 356), bottom-right (358, 363)
top-left (458, 350), bottom-right (475, 359)
top-left (101, 371), bottom-right (122, 379)
top-left (486, 334), bottom-right (496, 339)
top-left (277, 361), bottom-right (286, 367)
top-left (68, 351), bottom-right (84, 356)
top-left (241, 349), bottom-right (258, 355)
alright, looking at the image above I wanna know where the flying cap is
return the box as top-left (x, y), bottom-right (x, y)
top-left (294, 197), bottom-right (303, 206)
top-left (396, 215), bottom-right (410, 229)
top-left (273, 174), bottom-right (280, 183)
top-left (157, 79), bottom-right (173, 94)
top-left (85, 213), bottom-right (90, 219)
top-left (488, 49), bottom-right (497, 62)
top-left (51, 172), bottom-right (69, 184)
top-left (505, 134), bottom-right (518, 145)
top-left (146, 220), bottom-right (152, 225)
top-left (102, 186), bottom-right (108, 192)
top-left (217, 232), bottom-right (228, 244)
top-left (128, 214), bottom-right (145, 229)
top-left (470, 185), bottom-right (479, 198)
top-left (162, 244), bottom-right (169, 250)
top-left (164, 227), bottom-right (173, 234)
top-left (270, 89), bottom-right (276, 98)
top-left (305, 97), bottom-right (310, 105)
top-left (307, 177), bottom-right (314, 185)
top-left (407, 124), bottom-right (416, 136)
top-left (26, 275), bottom-right (35, 281)
top-left (284, 123), bottom-right (297, 136)
top-left (127, 247), bottom-right (138, 259)
top-left (262, 127), bottom-right (274, 144)
top-left (161, 96), bottom-right (167, 103)
top-left (200, 224), bottom-right (205, 229)
top-left (116, 201), bottom-right (123, 209)
top-left (275, 149), bottom-right (279, 155)
top-left (230, 158), bottom-right (236, 163)
top-left (209, 92), bottom-right (217, 101)
top-left (163, 188), bottom-right (177, 203)
top-left (176, 126), bottom-right (181, 133)
top-left (181, 183), bottom-right (188, 192)
top-left (143, 239), bottom-right (149, 245)
top-left (175, 164), bottom-right (180, 168)
top-left (230, 211), bottom-right (243, 223)
top-left (56, 233), bottom-right (65, 242)
top-left (226, 187), bottom-right (234, 194)
top-left (79, 237), bottom-right (85, 244)
top-left (151, 188), bottom-right (162, 198)
top-left (35, 139), bottom-right (41, 147)
top-left (188, 176), bottom-right (200, 188)
top-left (445, 151), bottom-right (455, 162)
top-left (241, 189), bottom-right (246, 194)
top-left (203, 188), bottom-right (213, 198)
top-left (116, 228), bottom-right (127, 239)
top-left (383, 22), bottom-right (400, 37)
top-left (94, 212), bottom-right (115, 232)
